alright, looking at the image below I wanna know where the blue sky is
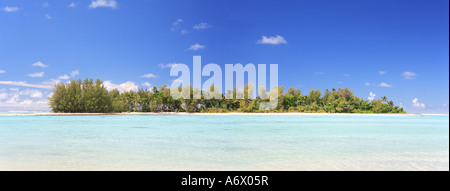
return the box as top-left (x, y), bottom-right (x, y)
top-left (0, 0), bottom-right (448, 114)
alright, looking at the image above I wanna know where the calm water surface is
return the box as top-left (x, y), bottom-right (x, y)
top-left (0, 114), bottom-right (448, 170)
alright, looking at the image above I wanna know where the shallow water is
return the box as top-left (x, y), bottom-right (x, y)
top-left (0, 114), bottom-right (448, 170)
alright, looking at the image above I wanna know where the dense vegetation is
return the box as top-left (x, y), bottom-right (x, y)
top-left (48, 78), bottom-right (405, 113)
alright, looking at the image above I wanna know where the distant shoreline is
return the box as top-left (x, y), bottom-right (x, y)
top-left (0, 112), bottom-right (424, 117)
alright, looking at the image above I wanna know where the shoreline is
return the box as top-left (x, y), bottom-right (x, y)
top-left (0, 112), bottom-right (424, 117)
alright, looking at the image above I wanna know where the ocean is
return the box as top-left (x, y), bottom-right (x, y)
top-left (0, 114), bottom-right (448, 170)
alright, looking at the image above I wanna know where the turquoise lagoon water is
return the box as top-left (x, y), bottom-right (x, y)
top-left (0, 114), bottom-right (448, 170)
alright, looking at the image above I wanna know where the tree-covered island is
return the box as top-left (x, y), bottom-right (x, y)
top-left (48, 78), bottom-right (405, 113)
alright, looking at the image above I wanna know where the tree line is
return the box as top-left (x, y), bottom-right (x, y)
top-left (48, 78), bottom-right (405, 113)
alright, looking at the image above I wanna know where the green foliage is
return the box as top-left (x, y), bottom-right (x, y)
top-left (49, 78), bottom-right (113, 113)
top-left (48, 78), bottom-right (406, 114)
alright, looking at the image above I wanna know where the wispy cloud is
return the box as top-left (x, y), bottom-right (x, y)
top-left (378, 82), bottom-right (392, 87)
top-left (173, 19), bottom-right (183, 25)
top-left (159, 63), bottom-right (180, 69)
top-left (45, 14), bottom-right (52, 19)
top-left (0, 81), bottom-right (52, 89)
top-left (379, 71), bottom-right (387, 75)
top-left (181, 29), bottom-right (189, 35)
top-left (412, 98), bottom-right (425, 108)
top-left (43, 2), bottom-right (50, 8)
top-left (70, 70), bottom-right (79, 78)
top-left (42, 79), bottom-right (61, 86)
top-left (32, 61), bottom-right (49, 68)
top-left (364, 82), bottom-right (371, 86)
top-left (3, 6), bottom-right (20, 13)
top-left (187, 43), bottom-right (206, 51)
top-left (140, 73), bottom-right (157, 78)
top-left (193, 22), bottom-right (212, 30)
top-left (89, 0), bottom-right (117, 9)
top-left (402, 71), bottom-right (417, 80)
top-left (68, 2), bottom-right (77, 8)
top-left (28, 72), bottom-right (45, 78)
top-left (368, 92), bottom-right (376, 101)
top-left (0, 93), bottom-right (7, 100)
top-left (257, 35), bottom-right (287, 45)
top-left (171, 18), bottom-right (183, 31)
top-left (314, 72), bottom-right (325, 76)
top-left (0, 70), bottom-right (5, 74)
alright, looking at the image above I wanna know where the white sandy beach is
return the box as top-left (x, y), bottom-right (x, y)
top-left (0, 112), bottom-right (423, 117)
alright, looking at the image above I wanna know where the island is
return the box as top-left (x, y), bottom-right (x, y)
top-left (48, 78), bottom-right (405, 114)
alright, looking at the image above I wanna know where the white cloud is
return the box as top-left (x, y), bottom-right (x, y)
top-left (257, 35), bottom-right (287, 45)
top-left (141, 82), bottom-right (152, 87)
top-left (54, 70), bottom-right (78, 81)
top-left (68, 2), bottom-right (77, 8)
top-left (104, 81), bottom-right (138, 93)
top-left (159, 63), bottom-right (180, 69)
top-left (364, 82), bottom-right (371, 86)
top-left (89, 0), bottom-right (117, 9)
top-left (378, 82), bottom-right (392, 87)
top-left (31, 91), bottom-right (43, 98)
top-left (368, 92), bottom-right (376, 101)
top-left (45, 14), bottom-right (52, 19)
top-left (193, 22), bottom-right (212, 30)
top-left (19, 89), bottom-right (44, 98)
top-left (187, 43), bottom-right (206, 51)
top-left (71, 70), bottom-right (79, 78)
top-left (171, 79), bottom-right (183, 83)
top-left (171, 19), bottom-right (183, 31)
top-left (0, 70), bottom-right (5, 74)
top-left (314, 72), bottom-right (324, 75)
top-left (0, 93), bottom-right (7, 100)
top-left (379, 71), bottom-right (387, 75)
top-left (0, 98), bottom-right (50, 112)
top-left (173, 18), bottom-right (183, 25)
top-left (3, 6), bottom-right (20, 13)
top-left (0, 88), bottom-right (52, 112)
top-left (140, 73), bottom-right (157, 78)
top-left (32, 61), bottom-right (49, 68)
top-left (181, 30), bottom-right (190, 35)
top-left (412, 98), bottom-right (425, 108)
top-left (403, 71), bottom-right (417, 80)
top-left (28, 72), bottom-right (45, 78)
top-left (5, 94), bottom-right (19, 104)
top-left (58, 75), bottom-right (70, 80)
top-left (0, 81), bottom-right (52, 89)
top-left (20, 99), bottom-right (33, 105)
top-left (41, 79), bottom-right (61, 86)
